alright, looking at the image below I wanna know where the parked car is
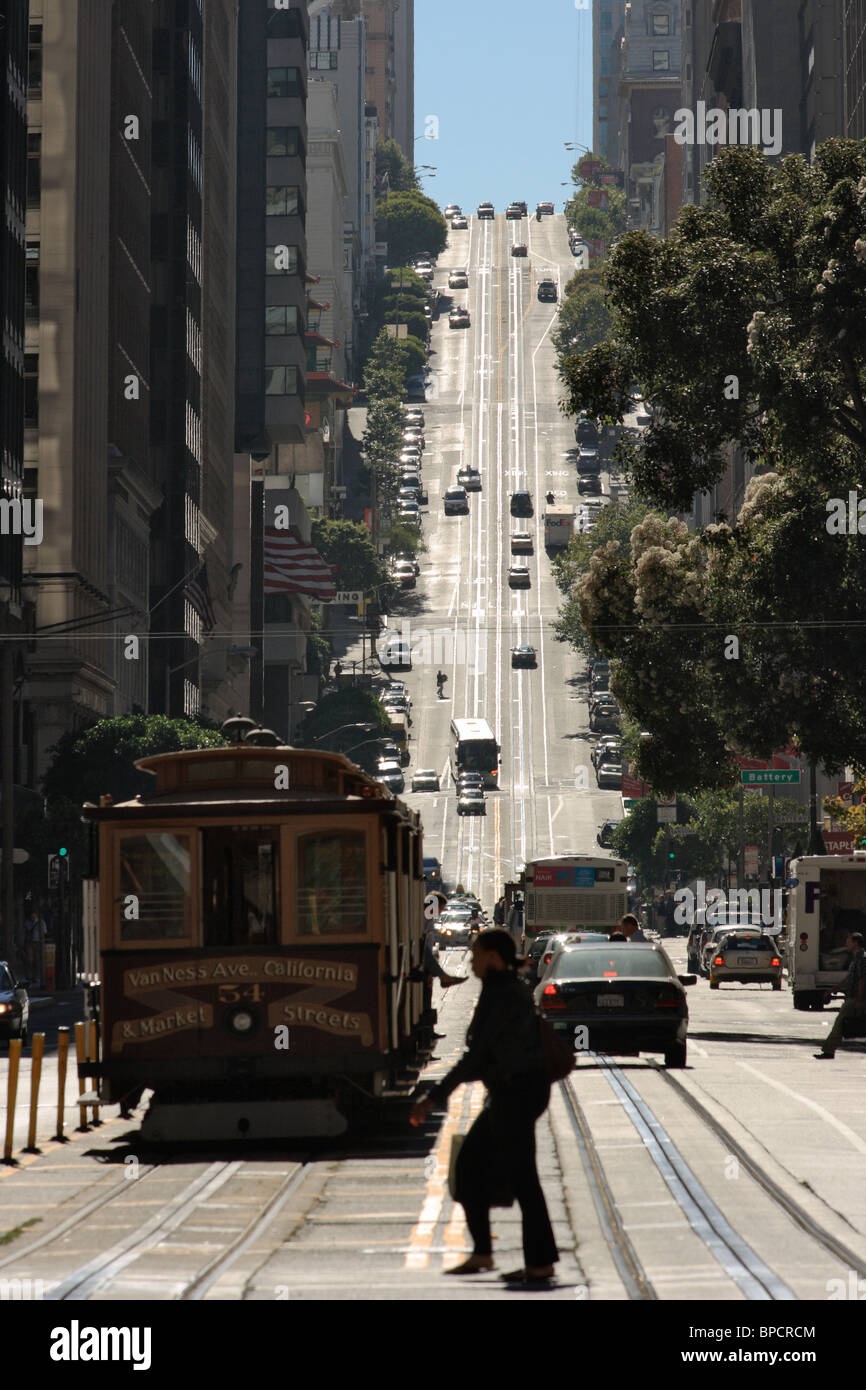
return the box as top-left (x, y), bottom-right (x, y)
top-left (535, 942), bottom-right (694, 1068)
top-left (597, 818), bottom-right (621, 849)
top-left (576, 415), bottom-right (599, 446)
top-left (596, 762), bottom-right (623, 789)
top-left (412, 769), bottom-right (441, 792)
top-left (510, 491), bottom-right (533, 517)
top-left (0, 963), bottom-right (29, 1045)
top-left (537, 279), bottom-right (558, 302)
top-left (508, 564), bottom-right (531, 589)
top-left (444, 485), bottom-right (469, 515)
top-left (375, 760), bottom-right (405, 794)
top-left (578, 474), bottom-right (603, 496)
top-left (448, 269), bottom-right (469, 288)
top-left (511, 645), bottom-right (537, 668)
top-left (577, 449), bottom-right (601, 474)
top-left (457, 467), bottom-right (482, 491)
top-left (511, 531), bottom-right (533, 554)
top-left (591, 737), bottom-right (621, 769)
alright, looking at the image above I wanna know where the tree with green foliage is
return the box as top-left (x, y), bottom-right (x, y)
top-left (312, 518), bottom-right (388, 593)
top-left (558, 140), bottom-right (866, 794)
top-left (612, 792), bottom-right (809, 894)
top-left (564, 154), bottom-right (627, 248)
top-left (377, 190), bottom-right (447, 266)
top-left (399, 335), bottom-right (428, 381)
top-left (553, 266), bottom-right (613, 368)
top-left (376, 137), bottom-right (419, 194)
top-left (16, 716), bottom-right (228, 901)
top-left (296, 688), bottom-right (391, 753)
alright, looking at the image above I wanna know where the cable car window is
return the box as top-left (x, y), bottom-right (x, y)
top-left (297, 831), bottom-right (367, 935)
top-left (119, 834), bottom-right (192, 940)
top-left (202, 828), bottom-right (279, 946)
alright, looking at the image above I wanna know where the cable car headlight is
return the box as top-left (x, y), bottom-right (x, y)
top-left (225, 1007), bottom-right (259, 1037)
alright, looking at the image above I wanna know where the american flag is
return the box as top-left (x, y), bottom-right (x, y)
top-left (263, 528), bottom-right (337, 601)
top-left (186, 563), bottom-right (217, 633)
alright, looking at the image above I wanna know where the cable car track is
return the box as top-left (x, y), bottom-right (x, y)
top-left (2, 1156), bottom-right (311, 1301)
top-left (561, 1056), bottom-right (866, 1299)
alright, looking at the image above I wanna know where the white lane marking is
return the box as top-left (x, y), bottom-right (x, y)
top-left (735, 1059), bottom-right (866, 1156)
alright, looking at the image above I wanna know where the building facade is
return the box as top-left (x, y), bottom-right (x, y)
top-left (617, 0), bottom-right (684, 233)
top-left (593, 0), bottom-right (627, 168)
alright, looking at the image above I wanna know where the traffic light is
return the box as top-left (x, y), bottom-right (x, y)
top-left (58, 846), bottom-right (68, 858)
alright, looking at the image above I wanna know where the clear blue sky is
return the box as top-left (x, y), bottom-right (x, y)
top-left (414, 0), bottom-right (594, 213)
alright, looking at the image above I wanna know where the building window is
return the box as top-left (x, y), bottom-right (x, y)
top-left (600, 10), bottom-right (612, 30)
top-left (27, 134), bottom-right (41, 208)
top-left (25, 264), bottom-right (39, 322)
top-left (265, 365), bottom-right (300, 396)
top-left (267, 66), bottom-right (304, 98)
top-left (599, 84), bottom-right (608, 98)
top-left (266, 184), bottom-right (301, 216)
top-left (653, 49), bottom-right (671, 70)
top-left (601, 54), bottom-right (611, 76)
top-left (265, 305), bottom-right (300, 335)
top-left (24, 355), bottom-right (38, 428)
top-left (309, 50), bottom-right (338, 70)
top-left (117, 834), bottom-right (192, 942)
top-left (598, 106), bottom-right (608, 121)
top-left (28, 24), bottom-right (43, 95)
top-left (267, 126), bottom-right (302, 158)
top-left (652, 12), bottom-right (671, 35)
top-left (266, 244), bottom-right (299, 275)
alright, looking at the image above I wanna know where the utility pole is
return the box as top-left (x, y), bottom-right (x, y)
top-left (767, 783), bottom-right (775, 888)
top-left (737, 783), bottom-right (745, 886)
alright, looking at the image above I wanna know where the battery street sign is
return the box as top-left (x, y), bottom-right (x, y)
top-left (740, 770), bottom-right (801, 785)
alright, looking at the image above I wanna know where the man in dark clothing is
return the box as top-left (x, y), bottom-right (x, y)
top-left (815, 932), bottom-right (866, 1058)
top-left (410, 929), bottom-right (558, 1284)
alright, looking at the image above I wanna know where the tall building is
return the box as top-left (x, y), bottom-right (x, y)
top-left (24, 0), bottom-right (242, 774)
top-left (616, 0), bottom-right (684, 232)
top-left (0, 0), bottom-right (32, 962)
top-left (308, 1), bottom-right (371, 377)
top-left (24, 1), bottom-right (115, 775)
top-left (234, 0), bottom-right (320, 740)
top-left (391, 0), bottom-right (414, 157)
top-left (593, 0), bottom-right (626, 168)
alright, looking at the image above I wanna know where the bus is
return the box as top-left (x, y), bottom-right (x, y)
top-left (787, 853), bottom-right (866, 1010)
top-left (521, 854), bottom-right (629, 938)
top-left (450, 718), bottom-right (500, 788)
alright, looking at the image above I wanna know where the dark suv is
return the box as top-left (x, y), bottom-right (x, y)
top-left (537, 279), bottom-right (558, 302)
top-left (510, 491), bottom-right (533, 517)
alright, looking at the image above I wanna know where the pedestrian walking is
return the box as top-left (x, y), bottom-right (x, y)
top-left (618, 913), bottom-right (647, 942)
top-left (22, 908), bottom-right (45, 986)
top-left (410, 929), bottom-right (559, 1284)
top-left (493, 895), bottom-right (506, 927)
top-left (333, 660), bottom-right (343, 682)
top-left (814, 932), bottom-right (866, 1059)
